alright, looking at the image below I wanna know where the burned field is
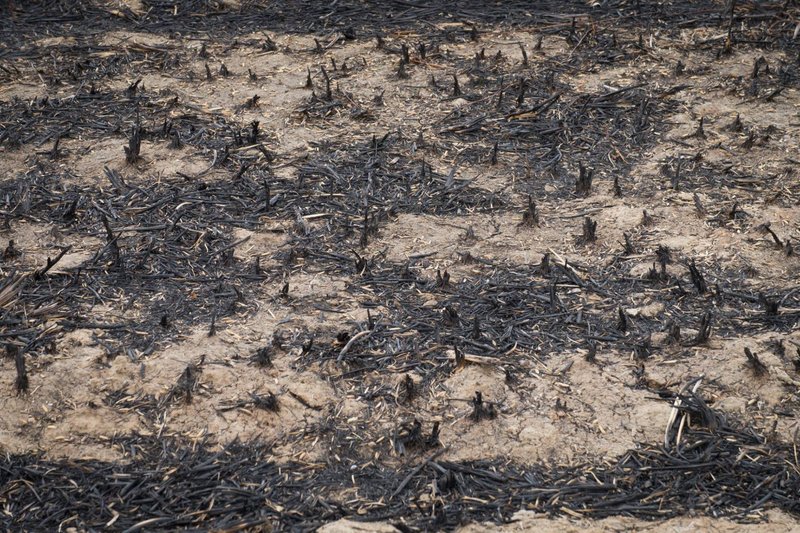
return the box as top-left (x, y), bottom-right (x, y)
top-left (1, 0), bottom-right (800, 531)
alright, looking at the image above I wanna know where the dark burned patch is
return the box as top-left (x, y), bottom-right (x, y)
top-left (3, 394), bottom-right (800, 530)
top-left (654, 154), bottom-right (800, 200)
top-left (297, 252), bottom-right (798, 392)
top-left (2, 1), bottom-right (793, 45)
top-left (435, 75), bottom-right (679, 199)
top-left (0, 164), bottom-right (270, 356)
top-left (264, 132), bottom-right (507, 274)
top-left (0, 87), bottom-right (260, 154)
top-left (2, 122), bottom-right (506, 363)
top-left (295, 133), bottom-right (504, 212)
top-left (0, 40), bottom-right (185, 87)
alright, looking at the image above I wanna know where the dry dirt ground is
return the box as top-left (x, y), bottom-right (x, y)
top-left (1, 0), bottom-right (800, 531)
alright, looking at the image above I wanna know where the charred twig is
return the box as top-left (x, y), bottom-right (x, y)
top-left (394, 419), bottom-right (422, 454)
top-left (104, 166), bottom-right (128, 192)
top-left (622, 232), bottom-right (635, 255)
top-left (470, 391), bottom-right (496, 422)
top-left (613, 175), bottom-right (622, 197)
top-left (693, 193), bottom-right (706, 217)
top-left (664, 377), bottom-right (708, 449)
top-left (124, 124), bottom-right (142, 163)
top-left (538, 252), bottom-right (551, 276)
top-left (251, 345), bottom-right (273, 367)
top-left (3, 240), bottom-right (19, 261)
top-left (520, 196), bottom-right (539, 227)
top-left (101, 215), bottom-right (121, 267)
top-left (125, 78), bottom-right (142, 96)
top-left (452, 74), bottom-right (461, 97)
top-left (575, 162), bottom-right (593, 195)
top-left (759, 293), bottom-right (780, 316)
top-left (688, 259), bottom-right (707, 294)
top-left (633, 335), bottom-right (652, 360)
top-left (397, 60), bottom-right (408, 79)
top-left (691, 312), bottom-right (713, 345)
top-left (337, 330), bottom-right (372, 363)
top-left (435, 269), bottom-right (450, 289)
top-left (760, 222), bottom-right (784, 249)
top-left (162, 356), bottom-right (204, 407)
top-left (585, 340), bottom-right (597, 363)
top-left (726, 113), bottom-right (743, 132)
top-left (442, 305), bottom-right (459, 325)
top-left (244, 94), bottom-right (260, 109)
top-left (670, 159), bottom-right (682, 189)
top-left (667, 321), bottom-right (681, 344)
top-left (219, 391), bottom-right (279, 412)
top-left (399, 374), bottom-right (416, 404)
top-left (11, 344), bottom-right (27, 393)
top-left (744, 347), bottom-right (767, 376)
top-left (248, 121), bottom-right (259, 144)
top-left (577, 217), bottom-right (597, 244)
top-left (33, 246), bottom-right (71, 280)
top-left (390, 447), bottom-right (447, 500)
top-left (688, 117), bottom-right (706, 140)
top-left (617, 307), bottom-right (628, 332)
top-left (656, 245), bottom-right (671, 269)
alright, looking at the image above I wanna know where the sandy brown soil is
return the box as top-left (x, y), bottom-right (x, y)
top-left (321, 510), bottom-right (800, 533)
top-left (1, 1), bottom-right (799, 531)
